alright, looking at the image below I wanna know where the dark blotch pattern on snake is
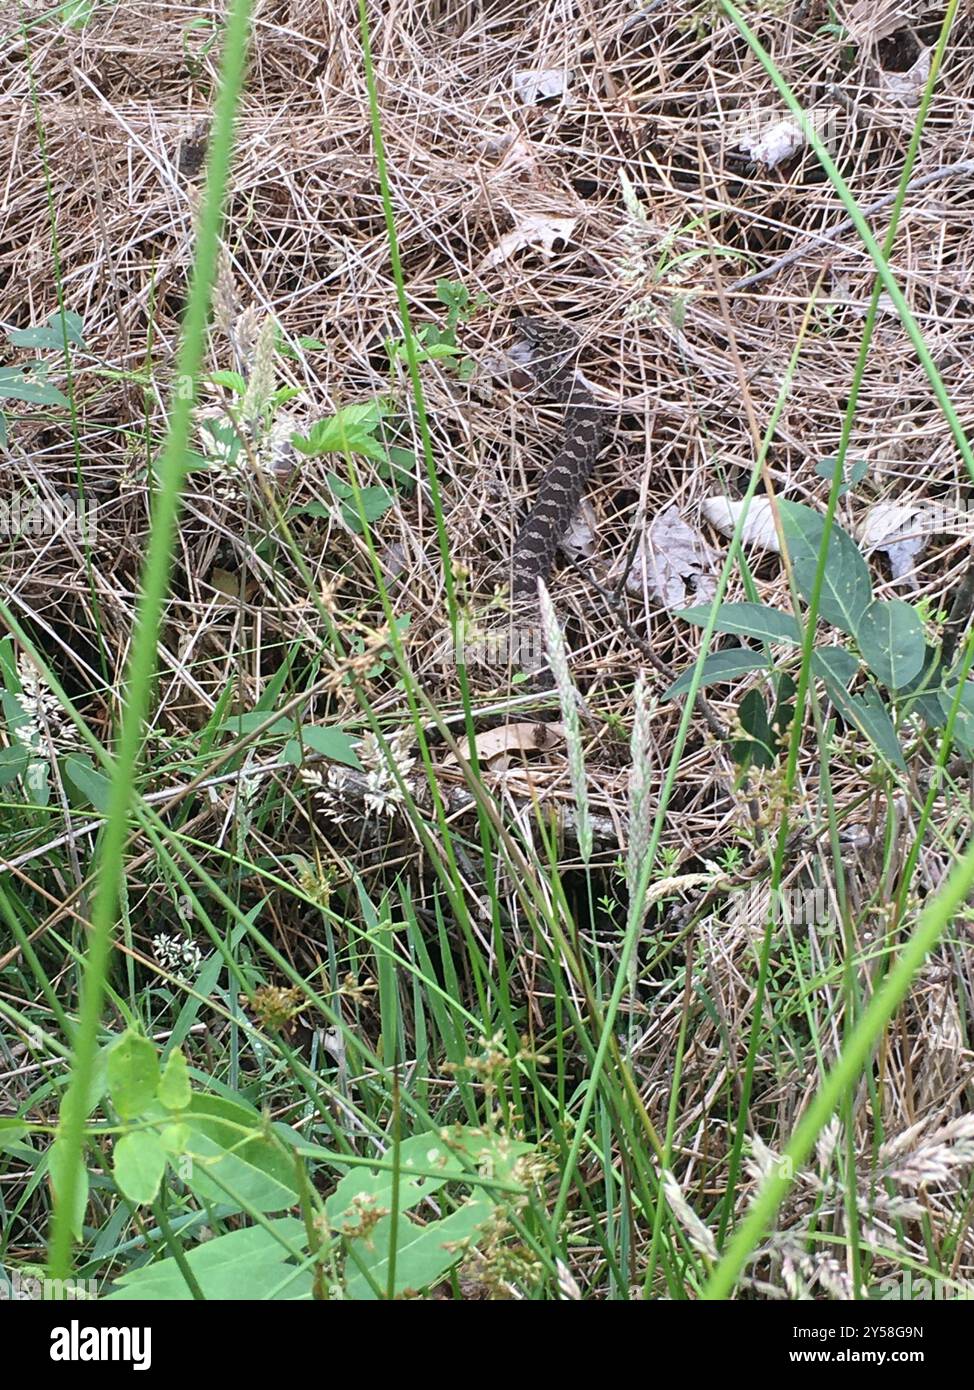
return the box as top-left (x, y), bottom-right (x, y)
top-left (509, 318), bottom-right (603, 605)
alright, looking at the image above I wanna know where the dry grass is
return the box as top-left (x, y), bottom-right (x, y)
top-left (4, 0), bottom-right (974, 1295)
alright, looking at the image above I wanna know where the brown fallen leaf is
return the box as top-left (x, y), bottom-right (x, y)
top-left (445, 721), bottom-right (567, 770)
top-left (481, 214), bottom-right (576, 269)
top-left (208, 567), bottom-right (258, 603)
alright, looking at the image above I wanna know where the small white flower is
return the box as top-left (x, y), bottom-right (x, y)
top-left (153, 933), bottom-right (204, 979)
top-left (14, 655), bottom-right (75, 757)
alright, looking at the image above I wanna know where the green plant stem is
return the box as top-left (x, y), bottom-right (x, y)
top-left (47, 0), bottom-right (255, 1280)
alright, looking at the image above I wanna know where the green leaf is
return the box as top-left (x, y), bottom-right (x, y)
top-left (291, 404), bottom-right (387, 461)
top-left (326, 1132), bottom-right (467, 1228)
top-left (159, 1122), bottom-right (190, 1154)
top-left (178, 1094), bottom-right (300, 1214)
top-left (811, 645), bottom-right (861, 698)
top-left (436, 278), bottom-right (470, 311)
top-left (0, 745), bottom-right (29, 787)
top-left (113, 1132), bottom-right (167, 1206)
top-left (62, 753), bottom-right (112, 811)
top-left (219, 711), bottom-right (295, 738)
top-left (48, 1136), bottom-right (89, 1241)
top-left (815, 456), bottom-right (869, 497)
top-left (6, 311), bottom-right (86, 350)
top-left (61, 0), bottom-right (95, 27)
top-left (158, 1049), bottom-right (192, 1111)
top-left (778, 499), bottom-right (873, 637)
top-left (732, 688), bottom-right (775, 770)
top-left (323, 474), bottom-right (395, 532)
top-left (344, 1200), bottom-right (491, 1300)
top-left (677, 601), bottom-right (801, 645)
top-left (812, 651), bottom-right (905, 769)
top-left (663, 648), bottom-right (769, 700)
top-left (107, 1032), bottom-right (160, 1120)
top-left (844, 688), bottom-right (906, 771)
top-left (855, 599), bottom-right (925, 690)
top-left (0, 1121), bottom-right (29, 1157)
top-left (207, 369), bottom-right (247, 393)
top-left (442, 1126), bottom-right (534, 1183)
top-left (283, 723), bottom-right (362, 770)
top-left (107, 1218), bottom-right (310, 1300)
top-left (0, 364), bottom-right (69, 406)
top-left (771, 673), bottom-right (796, 740)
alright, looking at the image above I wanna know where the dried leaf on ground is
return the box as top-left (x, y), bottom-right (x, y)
top-left (449, 722), bottom-right (566, 769)
top-left (701, 497), bottom-right (781, 553)
top-left (626, 504), bottom-right (717, 607)
top-left (481, 214), bottom-right (576, 269)
top-left (859, 502), bottom-right (930, 588)
top-left (513, 69), bottom-right (571, 103)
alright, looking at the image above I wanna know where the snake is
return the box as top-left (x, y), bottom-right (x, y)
top-left (509, 317), bottom-right (603, 618)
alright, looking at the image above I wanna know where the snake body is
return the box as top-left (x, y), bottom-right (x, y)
top-left (510, 318), bottom-right (603, 606)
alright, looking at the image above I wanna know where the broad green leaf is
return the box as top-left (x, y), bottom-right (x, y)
top-left (158, 1049), bottom-right (192, 1111)
top-left (442, 1126), bottom-right (534, 1184)
top-left (324, 475), bottom-right (395, 531)
top-left (811, 651), bottom-right (905, 770)
top-left (113, 1132), bottom-right (166, 1206)
top-left (159, 1122), bottom-right (190, 1155)
top-left (910, 689), bottom-right (953, 733)
top-left (107, 1032), bottom-right (160, 1120)
top-left (732, 688), bottom-right (775, 770)
top-left (219, 711), bottom-right (295, 738)
top-left (62, 753), bottom-right (112, 811)
top-left (0, 1120), bottom-right (29, 1157)
top-left (283, 723), bottom-right (362, 770)
top-left (48, 1136), bottom-right (89, 1241)
top-left (677, 602), bottom-right (801, 645)
top-left (60, 1), bottom-right (95, 30)
top-left (843, 689), bottom-right (906, 772)
top-left (207, 369), bottom-right (247, 393)
top-left (107, 1218), bottom-right (310, 1300)
top-left (326, 1132), bottom-right (467, 1226)
top-left (811, 645), bottom-right (861, 697)
top-left (778, 499), bottom-right (873, 637)
top-left (895, 643), bottom-right (942, 700)
top-left (7, 312), bottom-right (85, 350)
top-left (0, 365), bottom-right (69, 406)
top-left (856, 599), bottom-right (925, 690)
top-left (344, 1200), bottom-right (491, 1300)
top-left (772, 673), bottom-right (797, 740)
top-left (663, 648), bottom-right (769, 700)
top-left (178, 1094), bottom-right (300, 1213)
top-left (292, 405), bottom-right (387, 461)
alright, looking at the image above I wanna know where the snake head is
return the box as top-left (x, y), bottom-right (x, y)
top-left (508, 316), bottom-right (580, 390)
